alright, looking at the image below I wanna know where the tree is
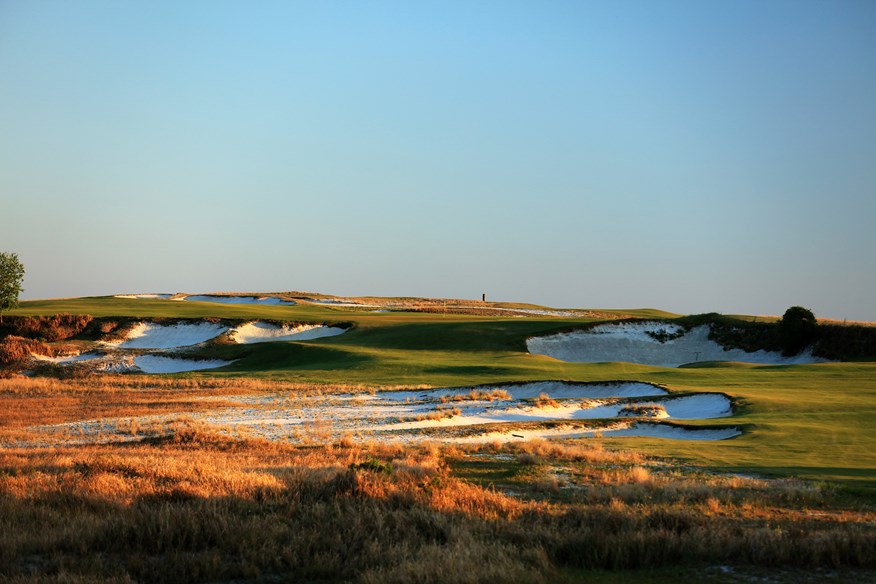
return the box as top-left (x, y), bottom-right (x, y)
top-left (778, 305), bottom-right (818, 356)
top-left (0, 252), bottom-right (25, 325)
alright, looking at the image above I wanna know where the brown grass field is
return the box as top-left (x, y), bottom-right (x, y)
top-left (1, 375), bottom-right (874, 583)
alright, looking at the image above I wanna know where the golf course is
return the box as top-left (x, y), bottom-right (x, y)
top-left (1, 292), bottom-right (874, 583)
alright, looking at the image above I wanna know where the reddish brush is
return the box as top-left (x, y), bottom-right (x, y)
top-left (0, 335), bottom-right (51, 365)
top-left (11, 314), bottom-right (93, 341)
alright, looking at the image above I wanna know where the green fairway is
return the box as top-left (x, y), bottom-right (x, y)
top-left (8, 296), bottom-right (876, 487)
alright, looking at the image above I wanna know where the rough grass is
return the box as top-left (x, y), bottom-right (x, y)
top-left (1, 422), bottom-right (874, 583)
top-left (439, 388), bottom-right (512, 402)
top-left (0, 373), bottom-right (874, 582)
top-left (414, 406), bottom-right (463, 421)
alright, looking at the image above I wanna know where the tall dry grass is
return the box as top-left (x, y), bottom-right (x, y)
top-left (0, 336), bottom-right (53, 365)
top-left (1, 379), bottom-right (874, 582)
top-left (1, 427), bottom-right (873, 582)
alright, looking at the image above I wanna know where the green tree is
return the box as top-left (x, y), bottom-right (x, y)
top-left (778, 305), bottom-right (818, 356)
top-left (0, 252), bottom-right (25, 325)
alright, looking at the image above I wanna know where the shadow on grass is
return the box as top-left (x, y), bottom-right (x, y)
top-left (223, 344), bottom-right (377, 373)
top-left (334, 321), bottom-right (589, 352)
top-left (422, 364), bottom-right (519, 377)
top-left (718, 465), bottom-right (876, 491)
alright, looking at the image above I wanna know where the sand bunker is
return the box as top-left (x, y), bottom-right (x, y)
top-left (109, 322), bottom-right (228, 349)
top-left (604, 422), bottom-right (740, 440)
top-left (31, 352), bottom-right (101, 365)
top-left (28, 352), bottom-right (134, 373)
top-left (378, 391), bottom-right (732, 432)
top-left (28, 320), bottom-right (239, 374)
top-left (378, 381), bottom-right (668, 402)
top-left (527, 322), bottom-right (825, 367)
top-left (22, 380), bottom-right (739, 447)
top-left (454, 423), bottom-right (742, 443)
top-left (230, 321), bottom-right (347, 344)
top-left (132, 355), bottom-right (234, 374)
top-left (180, 382), bottom-right (734, 442)
top-left (30, 352), bottom-right (233, 374)
top-left (182, 295), bottom-right (296, 306)
top-left (114, 294), bottom-right (172, 300)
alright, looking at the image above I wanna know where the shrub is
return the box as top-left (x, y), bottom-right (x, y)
top-left (532, 393), bottom-right (560, 409)
top-left (778, 306), bottom-right (819, 356)
top-left (0, 335), bottom-right (51, 365)
top-left (352, 457), bottom-right (394, 475)
top-left (11, 313), bottom-right (94, 341)
top-left (814, 324), bottom-right (876, 360)
top-left (618, 404), bottom-right (668, 418)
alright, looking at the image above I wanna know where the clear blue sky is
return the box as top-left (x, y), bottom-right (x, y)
top-left (2, 0), bottom-right (875, 319)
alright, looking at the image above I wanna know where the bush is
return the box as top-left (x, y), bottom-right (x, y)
top-left (778, 306), bottom-right (819, 356)
top-left (352, 457), bottom-right (394, 475)
top-left (814, 324), bottom-right (876, 360)
top-left (0, 335), bottom-right (50, 365)
top-left (9, 313), bottom-right (93, 341)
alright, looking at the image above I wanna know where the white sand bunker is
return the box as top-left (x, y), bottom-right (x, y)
top-left (377, 381), bottom-right (668, 402)
top-left (26, 381), bottom-right (740, 447)
top-left (182, 295), bottom-right (296, 306)
top-left (133, 355), bottom-right (234, 374)
top-left (230, 321), bottom-right (347, 344)
top-left (527, 322), bottom-right (825, 367)
top-left (181, 381), bottom-right (732, 443)
top-left (606, 422), bottom-right (740, 440)
top-left (114, 294), bottom-right (172, 299)
top-left (456, 423), bottom-right (742, 443)
top-left (378, 391), bottom-right (732, 432)
top-left (109, 322), bottom-right (228, 349)
top-left (31, 352), bottom-right (102, 365)
top-left (30, 352), bottom-right (233, 374)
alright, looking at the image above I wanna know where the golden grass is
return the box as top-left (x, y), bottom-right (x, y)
top-left (439, 388), bottom-right (512, 403)
top-left (0, 377), bottom-right (874, 582)
top-left (414, 406), bottom-right (463, 422)
top-left (532, 393), bottom-right (560, 409)
top-left (0, 377), bottom-right (253, 434)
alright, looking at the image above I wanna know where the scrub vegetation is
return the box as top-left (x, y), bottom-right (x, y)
top-left (0, 420), bottom-right (873, 583)
top-left (673, 311), bottom-right (876, 361)
top-left (1, 295), bottom-right (875, 582)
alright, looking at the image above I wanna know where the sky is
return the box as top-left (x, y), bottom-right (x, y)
top-left (1, 0), bottom-right (875, 320)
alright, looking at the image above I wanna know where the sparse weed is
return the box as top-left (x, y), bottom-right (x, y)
top-left (531, 393), bottom-right (560, 409)
top-left (618, 403), bottom-right (668, 418)
top-left (414, 406), bottom-right (462, 422)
